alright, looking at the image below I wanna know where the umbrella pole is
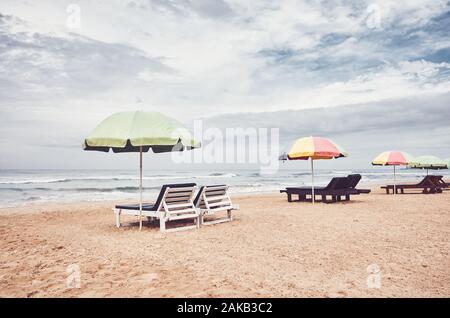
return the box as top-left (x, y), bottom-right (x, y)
top-left (393, 165), bottom-right (396, 195)
top-left (139, 146), bottom-right (143, 230)
top-left (311, 158), bottom-right (315, 204)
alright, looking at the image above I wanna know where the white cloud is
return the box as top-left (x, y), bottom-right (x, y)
top-left (0, 0), bottom-right (449, 167)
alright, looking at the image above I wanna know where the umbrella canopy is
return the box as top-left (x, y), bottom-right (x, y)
top-left (372, 151), bottom-right (416, 195)
top-left (84, 111), bottom-right (199, 152)
top-left (287, 137), bottom-right (348, 203)
top-left (288, 136), bottom-right (348, 160)
top-left (83, 111), bottom-right (200, 230)
top-left (372, 151), bottom-right (416, 166)
top-left (408, 155), bottom-right (447, 169)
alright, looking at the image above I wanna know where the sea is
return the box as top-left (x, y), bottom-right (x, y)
top-left (0, 168), bottom-right (448, 208)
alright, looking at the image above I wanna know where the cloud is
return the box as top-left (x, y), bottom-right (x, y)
top-left (203, 92), bottom-right (450, 135)
top-left (0, 0), bottom-right (449, 168)
top-left (1, 1), bottom-right (448, 117)
top-left (0, 13), bottom-right (173, 103)
top-left (127, 0), bottom-right (235, 18)
top-left (203, 92), bottom-right (450, 163)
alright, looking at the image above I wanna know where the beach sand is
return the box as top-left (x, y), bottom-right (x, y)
top-left (0, 188), bottom-right (449, 298)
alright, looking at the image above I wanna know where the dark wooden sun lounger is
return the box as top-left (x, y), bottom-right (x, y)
top-left (280, 174), bottom-right (370, 204)
top-left (280, 177), bottom-right (356, 204)
top-left (381, 176), bottom-right (442, 194)
top-left (347, 174), bottom-right (371, 194)
top-left (429, 175), bottom-right (449, 190)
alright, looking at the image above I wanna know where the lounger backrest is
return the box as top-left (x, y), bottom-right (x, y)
top-left (195, 185), bottom-right (232, 211)
top-left (436, 176), bottom-right (447, 186)
top-left (324, 177), bottom-right (346, 190)
top-left (323, 177), bottom-right (341, 190)
top-left (347, 174), bottom-right (362, 188)
top-left (334, 177), bottom-right (351, 189)
top-left (159, 185), bottom-right (199, 220)
top-left (193, 186), bottom-right (205, 206)
top-left (417, 176), bottom-right (434, 186)
top-left (430, 175), bottom-right (445, 186)
top-left (154, 183), bottom-right (196, 211)
top-left (427, 176), bottom-right (437, 186)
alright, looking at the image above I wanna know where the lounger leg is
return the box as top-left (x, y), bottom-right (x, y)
top-left (287, 193), bottom-right (292, 202)
top-left (227, 210), bottom-right (233, 222)
top-left (196, 215), bottom-right (200, 229)
top-left (115, 209), bottom-right (121, 228)
top-left (159, 218), bottom-right (166, 233)
top-left (345, 194), bottom-right (350, 201)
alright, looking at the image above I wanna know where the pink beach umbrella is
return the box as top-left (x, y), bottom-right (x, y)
top-left (287, 136), bottom-right (348, 203)
top-left (372, 151), bottom-right (417, 195)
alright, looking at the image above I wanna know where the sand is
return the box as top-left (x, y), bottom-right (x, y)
top-left (0, 188), bottom-right (449, 298)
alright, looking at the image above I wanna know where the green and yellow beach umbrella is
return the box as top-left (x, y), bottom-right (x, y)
top-left (84, 111), bottom-right (199, 152)
top-left (409, 155), bottom-right (448, 174)
top-left (287, 136), bottom-right (348, 203)
top-left (372, 151), bottom-right (416, 194)
top-left (83, 111), bottom-right (200, 230)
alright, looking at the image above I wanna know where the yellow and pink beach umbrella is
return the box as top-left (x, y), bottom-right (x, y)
top-left (287, 136), bottom-right (348, 203)
top-left (372, 151), bottom-right (417, 194)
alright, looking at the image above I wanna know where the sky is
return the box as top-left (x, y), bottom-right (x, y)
top-left (0, 0), bottom-right (449, 170)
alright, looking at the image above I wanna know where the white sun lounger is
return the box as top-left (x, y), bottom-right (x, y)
top-left (113, 183), bottom-right (200, 232)
top-left (194, 185), bottom-right (239, 226)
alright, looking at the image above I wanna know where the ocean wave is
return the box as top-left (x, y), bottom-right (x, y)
top-left (0, 178), bottom-right (72, 184)
top-left (0, 173), bottom-right (238, 184)
top-left (330, 170), bottom-right (353, 175)
top-left (0, 176), bottom-right (151, 184)
top-left (0, 188), bottom-right (25, 192)
top-left (291, 172), bottom-right (311, 176)
top-left (25, 196), bottom-right (43, 201)
top-left (205, 173), bottom-right (238, 178)
top-left (0, 186), bottom-right (161, 193)
top-left (70, 186), bottom-right (162, 193)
